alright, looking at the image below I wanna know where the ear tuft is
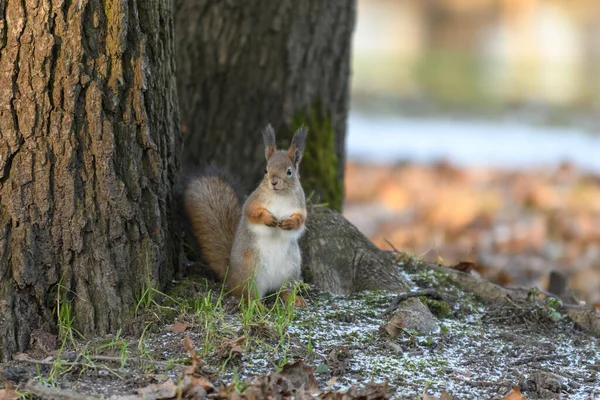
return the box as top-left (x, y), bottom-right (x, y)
top-left (263, 124), bottom-right (276, 160)
top-left (288, 126), bottom-right (308, 167)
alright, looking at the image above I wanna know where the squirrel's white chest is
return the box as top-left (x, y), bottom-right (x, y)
top-left (249, 195), bottom-right (305, 240)
top-left (267, 194), bottom-right (299, 221)
top-left (248, 195), bottom-right (304, 296)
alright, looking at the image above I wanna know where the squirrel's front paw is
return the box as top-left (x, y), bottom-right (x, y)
top-left (279, 218), bottom-right (296, 231)
top-left (278, 217), bottom-right (297, 230)
top-left (264, 212), bottom-right (279, 227)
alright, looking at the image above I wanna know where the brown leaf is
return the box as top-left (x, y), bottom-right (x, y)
top-left (383, 313), bottom-right (405, 338)
top-left (137, 378), bottom-right (177, 399)
top-left (501, 385), bottom-right (525, 400)
top-left (440, 390), bottom-right (455, 400)
top-left (217, 335), bottom-right (245, 360)
top-left (216, 383), bottom-right (237, 399)
top-left (326, 377), bottom-right (338, 390)
top-left (0, 382), bottom-right (18, 400)
top-left (279, 360), bottom-right (320, 395)
top-left (183, 334), bottom-right (195, 357)
top-left (450, 261), bottom-right (475, 273)
top-left (326, 346), bottom-right (351, 376)
top-left (11, 353), bottom-right (30, 361)
top-left (181, 375), bottom-right (214, 392)
top-left (169, 321), bottom-right (191, 333)
top-left (421, 386), bottom-right (438, 400)
top-left (183, 335), bottom-right (204, 375)
top-left (180, 374), bottom-right (214, 399)
top-left (345, 381), bottom-right (389, 399)
top-left (421, 386), bottom-right (457, 400)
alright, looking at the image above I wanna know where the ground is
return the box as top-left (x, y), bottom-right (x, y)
top-left (1, 264), bottom-right (598, 400)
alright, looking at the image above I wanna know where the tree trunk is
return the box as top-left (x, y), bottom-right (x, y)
top-left (0, 0), bottom-right (181, 361)
top-left (175, 0), bottom-right (355, 211)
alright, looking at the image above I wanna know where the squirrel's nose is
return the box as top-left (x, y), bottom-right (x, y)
top-left (271, 178), bottom-right (280, 186)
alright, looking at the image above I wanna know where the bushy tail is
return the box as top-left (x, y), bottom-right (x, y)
top-left (183, 169), bottom-right (242, 280)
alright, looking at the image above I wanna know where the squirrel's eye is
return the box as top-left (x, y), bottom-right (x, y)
top-left (264, 168), bottom-right (268, 174)
top-left (286, 168), bottom-right (293, 176)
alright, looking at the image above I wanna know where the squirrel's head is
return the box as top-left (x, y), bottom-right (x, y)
top-left (262, 124), bottom-right (307, 192)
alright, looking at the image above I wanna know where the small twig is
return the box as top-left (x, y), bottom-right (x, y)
top-left (587, 364), bottom-right (600, 372)
top-left (381, 288), bottom-right (443, 317)
top-left (530, 367), bottom-right (590, 381)
top-left (90, 354), bottom-right (183, 369)
top-left (510, 354), bottom-right (568, 366)
top-left (23, 380), bottom-right (101, 400)
top-left (15, 358), bottom-right (125, 380)
top-left (450, 375), bottom-right (514, 388)
top-left (16, 354), bottom-right (183, 370)
top-left (384, 239), bottom-right (401, 255)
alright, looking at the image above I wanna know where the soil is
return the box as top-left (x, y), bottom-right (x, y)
top-left (1, 265), bottom-right (599, 400)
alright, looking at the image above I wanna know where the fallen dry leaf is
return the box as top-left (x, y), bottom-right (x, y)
top-left (137, 378), bottom-right (177, 399)
top-left (180, 335), bottom-right (215, 397)
top-left (0, 382), bottom-right (18, 400)
top-left (181, 375), bottom-right (214, 392)
top-left (383, 313), bottom-right (405, 338)
top-left (421, 386), bottom-right (437, 400)
top-left (327, 345), bottom-right (351, 376)
top-left (501, 385), bottom-right (525, 400)
top-left (440, 389), bottom-right (455, 400)
top-left (169, 321), bottom-right (191, 333)
top-left (216, 382), bottom-right (237, 399)
top-left (183, 334), bottom-right (205, 375)
top-left (217, 335), bottom-right (245, 360)
top-left (344, 381), bottom-right (389, 399)
top-left (421, 386), bottom-right (455, 400)
top-left (11, 353), bottom-right (29, 361)
top-left (279, 359), bottom-right (321, 395)
top-left (183, 334), bottom-right (195, 356)
top-left (326, 377), bottom-right (338, 390)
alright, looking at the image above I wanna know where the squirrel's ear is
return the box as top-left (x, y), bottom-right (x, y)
top-left (262, 124), bottom-right (276, 160)
top-left (288, 126), bottom-right (308, 167)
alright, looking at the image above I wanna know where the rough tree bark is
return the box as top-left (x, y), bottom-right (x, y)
top-left (0, 0), bottom-right (180, 360)
top-left (174, 0), bottom-right (355, 211)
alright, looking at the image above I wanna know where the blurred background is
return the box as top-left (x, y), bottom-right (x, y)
top-left (344, 0), bottom-right (600, 307)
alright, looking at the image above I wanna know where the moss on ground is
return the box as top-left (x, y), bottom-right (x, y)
top-left (420, 296), bottom-right (452, 319)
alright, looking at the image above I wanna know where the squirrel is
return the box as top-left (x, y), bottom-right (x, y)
top-left (183, 124), bottom-right (308, 306)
